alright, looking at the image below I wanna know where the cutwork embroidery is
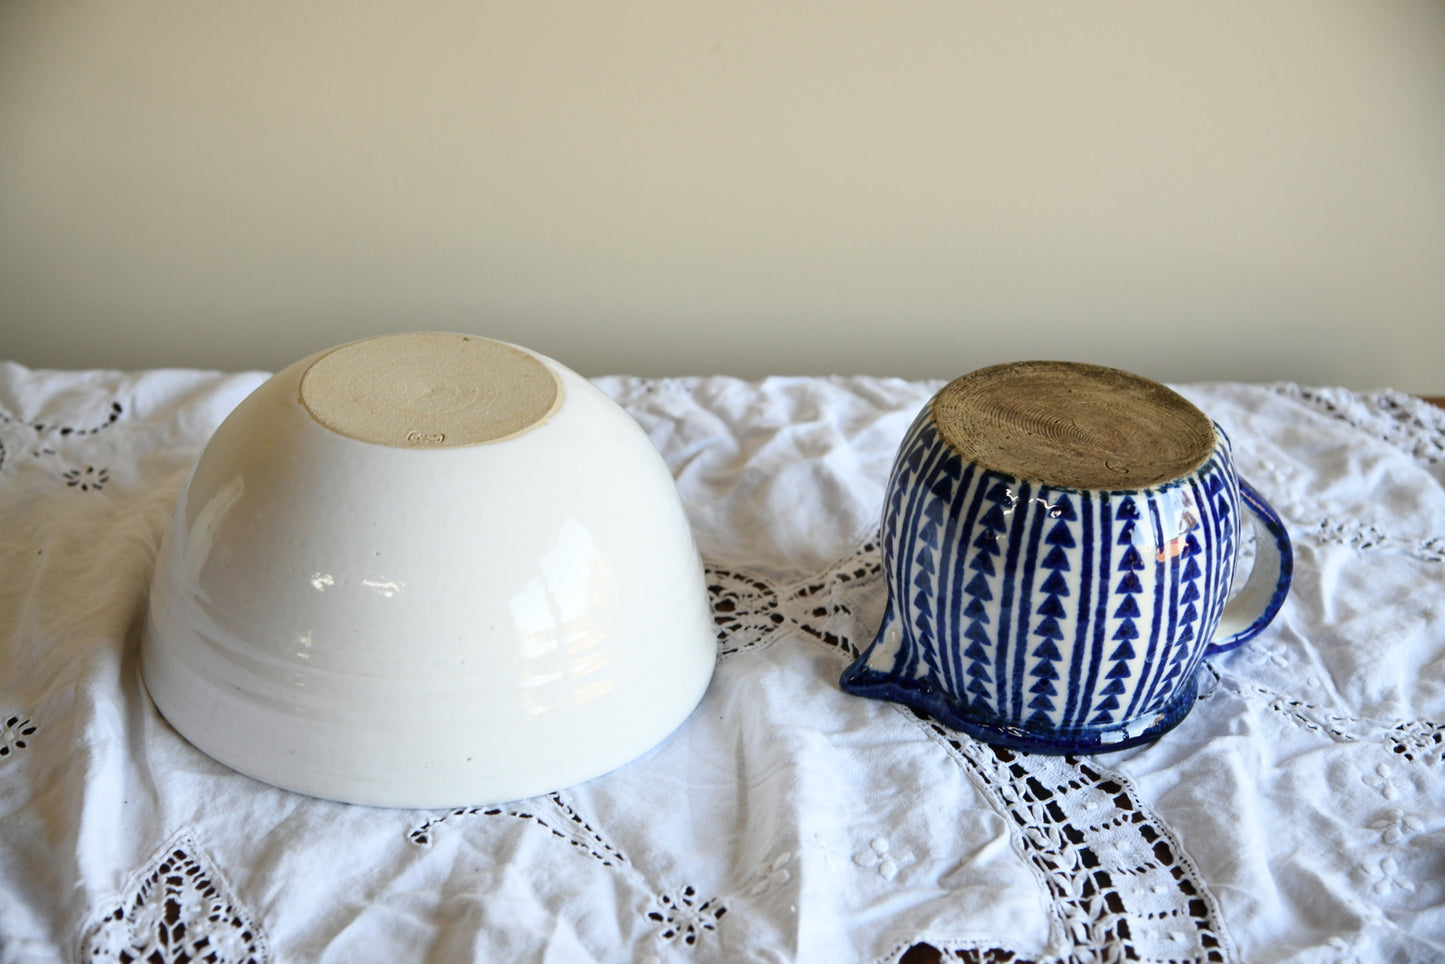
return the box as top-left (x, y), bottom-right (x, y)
top-left (922, 726), bottom-right (1232, 964)
top-left (81, 833), bottom-right (269, 964)
top-left (0, 714), bottom-right (36, 758)
top-left (0, 398), bottom-right (125, 485)
top-left (407, 793), bottom-right (736, 949)
top-left (1214, 675), bottom-right (1445, 767)
top-left (407, 792), bottom-right (627, 867)
top-left (717, 540), bottom-right (1235, 963)
top-left (1390, 720), bottom-right (1445, 765)
top-left (1310, 518), bottom-right (1445, 565)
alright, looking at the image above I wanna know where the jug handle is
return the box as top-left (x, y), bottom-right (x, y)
top-left (1206, 479), bottom-right (1293, 656)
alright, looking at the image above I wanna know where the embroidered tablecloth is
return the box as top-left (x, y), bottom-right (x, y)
top-left (1, 361), bottom-right (1442, 963)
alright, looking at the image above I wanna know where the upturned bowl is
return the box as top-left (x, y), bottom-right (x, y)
top-left (142, 332), bottom-right (716, 808)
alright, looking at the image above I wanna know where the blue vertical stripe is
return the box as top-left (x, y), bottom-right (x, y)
top-left (993, 480), bottom-right (1030, 720)
top-left (1010, 487), bottom-right (1048, 722)
top-left (1063, 493), bottom-right (1102, 728)
top-left (933, 460), bottom-right (978, 699)
top-left (942, 464), bottom-right (990, 709)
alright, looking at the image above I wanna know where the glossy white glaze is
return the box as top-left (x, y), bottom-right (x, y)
top-left (142, 334), bottom-right (716, 808)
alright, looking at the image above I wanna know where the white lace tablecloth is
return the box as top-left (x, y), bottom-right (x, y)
top-left (1, 362), bottom-right (1442, 964)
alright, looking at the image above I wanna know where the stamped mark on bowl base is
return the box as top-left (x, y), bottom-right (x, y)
top-left (299, 332), bottom-right (564, 448)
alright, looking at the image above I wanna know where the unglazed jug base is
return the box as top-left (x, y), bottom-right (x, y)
top-left (932, 361), bottom-right (1216, 491)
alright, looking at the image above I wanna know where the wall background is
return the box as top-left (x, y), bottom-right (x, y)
top-left (1, 1), bottom-right (1442, 389)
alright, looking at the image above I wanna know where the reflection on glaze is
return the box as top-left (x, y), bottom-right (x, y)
top-left (183, 474), bottom-right (244, 584)
top-left (360, 578), bottom-right (402, 599)
top-left (511, 517), bottom-right (617, 718)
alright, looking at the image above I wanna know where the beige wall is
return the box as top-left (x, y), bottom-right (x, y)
top-left (1, 1), bottom-right (1442, 389)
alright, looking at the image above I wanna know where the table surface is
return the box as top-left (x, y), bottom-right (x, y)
top-left (1, 363), bottom-right (1442, 964)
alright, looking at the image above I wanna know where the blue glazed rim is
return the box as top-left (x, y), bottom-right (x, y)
top-left (840, 661), bottom-right (1200, 754)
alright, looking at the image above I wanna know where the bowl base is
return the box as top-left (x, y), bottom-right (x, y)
top-left (300, 332), bottom-right (563, 448)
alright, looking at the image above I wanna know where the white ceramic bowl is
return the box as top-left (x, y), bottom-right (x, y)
top-left (142, 332), bottom-right (716, 808)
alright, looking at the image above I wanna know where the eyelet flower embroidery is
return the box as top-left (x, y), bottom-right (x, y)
top-left (63, 466), bottom-right (109, 491)
top-left (648, 886), bottom-right (727, 947)
top-left (0, 715), bottom-right (36, 757)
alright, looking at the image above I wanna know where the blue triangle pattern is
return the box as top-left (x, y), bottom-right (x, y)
top-left (960, 524), bottom-right (999, 714)
top-left (1165, 512), bottom-right (1208, 679)
top-left (1030, 660), bottom-right (1060, 680)
top-left (1036, 595), bottom-right (1067, 619)
top-left (1040, 570), bottom-right (1071, 596)
top-left (964, 621), bottom-right (993, 644)
top-left (1041, 545), bottom-right (1071, 571)
top-left (1108, 639), bottom-right (1137, 661)
top-left (1115, 572), bottom-right (1143, 595)
top-left (980, 504), bottom-right (1008, 532)
top-left (922, 499), bottom-right (945, 527)
top-left (1033, 617), bottom-right (1065, 641)
top-left (1098, 497), bottom-right (1149, 722)
top-left (963, 639), bottom-right (991, 662)
top-left (1027, 500), bottom-right (1074, 728)
top-left (964, 572), bottom-right (993, 600)
top-left (1045, 520), bottom-right (1076, 547)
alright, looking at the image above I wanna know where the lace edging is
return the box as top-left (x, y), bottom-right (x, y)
top-left (1272, 384), bottom-right (1445, 467)
top-left (80, 832), bottom-right (270, 964)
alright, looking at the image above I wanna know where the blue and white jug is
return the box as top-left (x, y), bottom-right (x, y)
top-left (841, 361), bottom-right (1292, 753)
